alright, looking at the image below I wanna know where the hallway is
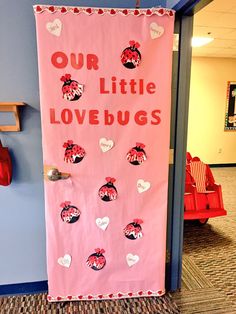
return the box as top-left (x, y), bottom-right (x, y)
top-left (173, 167), bottom-right (236, 313)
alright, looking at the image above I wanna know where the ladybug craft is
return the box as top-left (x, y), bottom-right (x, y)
top-left (60, 201), bottom-right (81, 224)
top-left (63, 140), bottom-right (86, 164)
top-left (124, 219), bottom-right (143, 240)
top-left (86, 248), bottom-right (106, 271)
top-left (126, 143), bottom-right (147, 165)
top-left (121, 40), bottom-right (141, 69)
top-left (60, 74), bottom-right (84, 101)
top-left (98, 177), bottom-right (117, 202)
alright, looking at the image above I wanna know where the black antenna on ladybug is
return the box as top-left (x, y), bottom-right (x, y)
top-left (135, 0), bottom-right (140, 9)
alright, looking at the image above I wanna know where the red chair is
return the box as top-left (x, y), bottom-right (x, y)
top-left (184, 156), bottom-right (227, 224)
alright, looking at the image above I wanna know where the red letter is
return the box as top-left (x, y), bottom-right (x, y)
top-left (87, 54), bottom-right (99, 70)
top-left (61, 109), bottom-right (73, 124)
top-left (74, 109), bottom-right (86, 124)
top-left (50, 108), bottom-right (60, 124)
top-left (134, 110), bottom-right (148, 125)
top-left (111, 76), bottom-right (116, 94)
top-left (117, 111), bottom-right (130, 125)
top-left (120, 79), bottom-right (127, 94)
top-left (100, 78), bottom-right (109, 94)
top-left (129, 79), bottom-right (137, 94)
top-left (51, 51), bottom-right (68, 68)
top-left (151, 109), bottom-right (161, 125)
top-left (71, 53), bottom-right (84, 70)
top-left (104, 110), bottom-right (114, 125)
top-left (89, 110), bottom-right (99, 125)
top-left (147, 82), bottom-right (156, 94)
top-left (139, 79), bottom-right (144, 95)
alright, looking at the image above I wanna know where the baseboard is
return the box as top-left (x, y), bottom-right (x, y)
top-left (0, 281), bottom-right (48, 296)
top-left (209, 163), bottom-right (236, 168)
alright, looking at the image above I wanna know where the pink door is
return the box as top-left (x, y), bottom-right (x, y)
top-left (34, 5), bottom-right (175, 302)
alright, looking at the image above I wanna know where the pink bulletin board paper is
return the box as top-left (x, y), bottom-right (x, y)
top-left (34, 6), bottom-right (175, 302)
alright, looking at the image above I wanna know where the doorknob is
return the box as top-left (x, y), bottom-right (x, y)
top-left (44, 166), bottom-right (70, 181)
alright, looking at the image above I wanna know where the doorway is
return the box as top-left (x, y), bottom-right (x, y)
top-left (175, 0), bottom-right (236, 310)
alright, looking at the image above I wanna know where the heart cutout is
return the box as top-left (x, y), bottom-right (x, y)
top-left (36, 6), bottom-right (42, 12)
top-left (49, 6), bottom-right (55, 13)
top-left (96, 217), bottom-right (110, 231)
top-left (58, 254), bottom-right (71, 268)
top-left (150, 22), bottom-right (164, 39)
top-left (46, 19), bottom-right (62, 37)
top-left (99, 138), bottom-right (114, 152)
top-left (126, 253), bottom-right (139, 267)
top-left (137, 179), bottom-right (151, 193)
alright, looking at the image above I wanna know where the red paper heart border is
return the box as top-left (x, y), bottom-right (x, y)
top-left (47, 290), bottom-right (165, 302)
top-left (33, 6), bottom-right (174, 17)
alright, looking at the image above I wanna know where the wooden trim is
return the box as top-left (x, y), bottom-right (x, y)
top-left (0, 102), bottom-right (25, 132)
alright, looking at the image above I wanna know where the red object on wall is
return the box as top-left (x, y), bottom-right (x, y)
top-left (0, 141), bottom-right (12, 186)
top-left (184, 154), bottom-right (226, 220)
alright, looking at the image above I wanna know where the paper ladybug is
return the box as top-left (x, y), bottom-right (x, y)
top-left (60, 74), bottom-right (84, 101)
top-left (124, 219), bottom-right (143, 240)
top-left (60, 201), bottom-right (81, 224)
top-left (121, 40), bottom-right (141, 69)
top-left (86, 248), bottom-right (106, 271)
top-left (126, 143), bottom-right (147, 165)
top-left (98, 177), bottom-right (118, 202)
top-left (63, 140), bottom-right (86, 164)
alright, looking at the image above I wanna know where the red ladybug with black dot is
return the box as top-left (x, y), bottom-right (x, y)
top-left (126, 143), bottom-right (147, 165)
top-left (86, 248), bottom-right (106, 271)
top-left (98, 177), bottom-right (117, 202)
top-left (121, 40), bottom-right (141, 69)
top-left (60, 201), bottom-right (81, 224)
top-left (63, 140), bottom-right (86, 164)
top-left (124, 219), bottom-right (143, 240)
top-left (60, 74), bottom-right (84, 101)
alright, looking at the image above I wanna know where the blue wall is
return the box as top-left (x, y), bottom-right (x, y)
top-left (0, 0), bottom-right (167, 286)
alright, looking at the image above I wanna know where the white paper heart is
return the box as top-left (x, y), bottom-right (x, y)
top-left (46, 19), bottom-right (62, 37)
top-left (126, 253), bottom-right (140, 267)
top-left (150, 22), bottom-right (164, 39)
top-left (137, 179), bottom-right (151, 193)
top-left (99, 138), bottom-right (114, 152)
top-left (96, 217), bottom-right (110, 231)
top-left (58, 254), bottom-right (71, 268)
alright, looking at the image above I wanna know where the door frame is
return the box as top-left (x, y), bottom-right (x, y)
top-left (166, 0), bottom-right (213, 291)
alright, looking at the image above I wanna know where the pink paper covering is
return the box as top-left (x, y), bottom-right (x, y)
top-left (34, 6), bottom-right (175, 302)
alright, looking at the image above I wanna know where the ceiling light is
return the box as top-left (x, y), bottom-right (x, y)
top-left (191, 37), bottom-right (214, 47)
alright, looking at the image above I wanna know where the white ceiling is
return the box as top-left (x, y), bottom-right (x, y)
top-left (193, 0), bottom-right (236, 58)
